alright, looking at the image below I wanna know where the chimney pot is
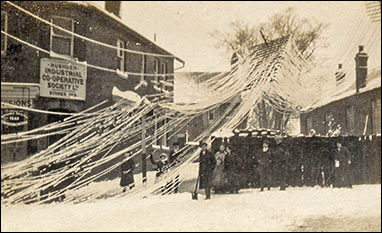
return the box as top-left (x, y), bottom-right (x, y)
top-left (359, 45), bottom-right (364, 52)
top-left (335, 63), bottom-right (345, 86)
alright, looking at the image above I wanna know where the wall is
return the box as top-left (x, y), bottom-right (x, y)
top-left (300, 88), bottom-right (381, 136)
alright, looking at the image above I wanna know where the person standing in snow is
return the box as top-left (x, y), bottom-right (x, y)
top-left (120, 155), bottom-right (136, 192)
top-left (198, 142), bottom-right (216, 199)
top-left (272, 136), bottom-right (287, 191)
top-left (257, 140), bottom-right (273, 191)
top-left (212, 144), bottom-right (227, 193)
top-left (333, 141), bottom-right (353, 188)
top-left (224, 145), bottom-right (241, 193)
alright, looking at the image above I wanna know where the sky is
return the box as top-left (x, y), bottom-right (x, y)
top-left (90, 1), bottom-right (381, 73)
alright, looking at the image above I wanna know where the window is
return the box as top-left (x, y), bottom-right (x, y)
top-left (325, 112), bottom-right (333, 123)
top-left (209, 110), bottom-right (214, 120)
top-left (154, 59), bottom-right (159, 89)
top-left (372, 98), bottom-right (381, 134)
top-left (161, 62), bottom-right (167, 79)
top-left (306, 116), bottom-right (312, 134)
top-left (50, 16), bottom-right (74, 57)
top-left (161, 62), bottom-right (167, 90)
top-left (117, 39), bottom-right (125, 72)
top-left (346, 106), bottom-right (355, 135)
top-left (140, 54), bottom-right (145, 82)
top-left (1, 11), bottom-right (7, 56)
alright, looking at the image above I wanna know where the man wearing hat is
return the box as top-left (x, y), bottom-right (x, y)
top-left (333, 141), bottom-right (353, 188)
top-left (198, 142), bottom-right (216, 199)
top-left (273, 136), bottom-right (287, 191)
top-left (256, 140), bottom-right (273, 191)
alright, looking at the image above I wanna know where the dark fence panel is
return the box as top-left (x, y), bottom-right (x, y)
top-left (211, 135), bottom-right (381, 190)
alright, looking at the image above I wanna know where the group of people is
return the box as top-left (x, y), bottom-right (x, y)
top-left (198, 142), bottom-right (242, 199)
top-left (198, 137), bottom-right (354, 200)
top-left (120, 137), bottom-right (354, 198)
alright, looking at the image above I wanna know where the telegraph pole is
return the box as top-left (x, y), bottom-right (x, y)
top-left (142, 115), bottom-right (147, 185)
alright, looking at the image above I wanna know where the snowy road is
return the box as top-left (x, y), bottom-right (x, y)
top-left (1, 184), bottom-right (381, 232)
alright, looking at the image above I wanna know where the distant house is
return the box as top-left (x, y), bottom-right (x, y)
top-left (300, 46), bottom-right (381, 136)
top-left (174, 71), bottom-right (227, 142)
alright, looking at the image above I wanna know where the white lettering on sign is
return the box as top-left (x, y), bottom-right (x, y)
top-left (1, 98), bottom-right (33, 108)
top-left (40, 58), bottom-right (87, 101)
top-left (1, 111), bottom-right (28, 127)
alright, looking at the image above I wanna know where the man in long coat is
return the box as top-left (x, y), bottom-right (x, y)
top-left (257, 140), bottom-right (273, 191)
top-left (272, 137), bottom-right (287, 191)
top-left (199, 142), bottom-right (216, 199)
top-left (333, 141), bottom-right (353, 188)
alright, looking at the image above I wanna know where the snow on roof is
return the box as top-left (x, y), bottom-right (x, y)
top-left (65, 1), bottom-right (184, 63)
top-left (303, 67), bottom-right (381, 112)
top-left (211, 129), bottom-right (235, 138)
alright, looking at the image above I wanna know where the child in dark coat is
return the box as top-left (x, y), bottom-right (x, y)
top-left (120, 155), bottom-right (136, 192)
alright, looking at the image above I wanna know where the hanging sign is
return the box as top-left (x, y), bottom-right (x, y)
top-left (1, 111), bottom-right (28, 126)
top-left (40, 58), bottom-right (87, 101)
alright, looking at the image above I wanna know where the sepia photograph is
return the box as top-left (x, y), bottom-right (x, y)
top-left (1, 1), bottom-right (381, 232)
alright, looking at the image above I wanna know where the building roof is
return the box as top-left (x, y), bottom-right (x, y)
top-left (303, 67), bottom-right (381, 112)
top-left (245, 36), bottom-right (290, 90)
top-left (65, 1), bottom-right (184, 64)
top-left (174, 72), bottom-right (223, 104)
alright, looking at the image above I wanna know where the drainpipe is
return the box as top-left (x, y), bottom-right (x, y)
top-left (174, 58), bottom-right (185, 71)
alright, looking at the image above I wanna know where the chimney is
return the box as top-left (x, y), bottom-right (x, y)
top-left (335, 63), bottom-right (346, 86)
top-left (354, 45), bottom-right (368, 93)
top-left (105, 1), bottom-right (121, 18)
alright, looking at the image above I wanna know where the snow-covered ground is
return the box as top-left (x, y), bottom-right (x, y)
top-left (2, 181), bottom-right (381, 232)
top-left (1, 162), bottom-right (381, 231)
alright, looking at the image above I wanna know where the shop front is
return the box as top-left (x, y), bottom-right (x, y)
top-left (1, 82), bottom-right (40, 163)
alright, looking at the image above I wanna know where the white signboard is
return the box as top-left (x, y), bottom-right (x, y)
top-left (40, 58), bottom-right (87, 100)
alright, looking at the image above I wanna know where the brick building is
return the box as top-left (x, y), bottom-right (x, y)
top-left (1, 1), bottom-right (184, 163)
top-left (300, 46), bottom-right (381, 136)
